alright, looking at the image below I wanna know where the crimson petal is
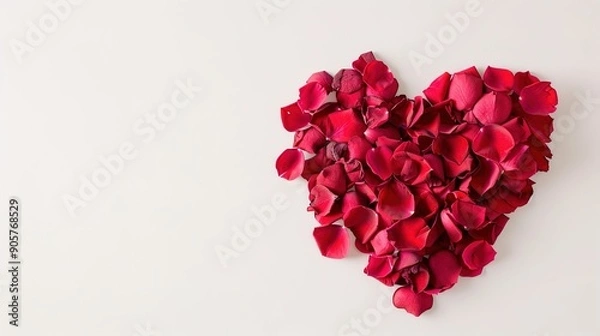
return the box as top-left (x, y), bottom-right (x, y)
top-left (298, 82), bottom-right (328, 111)
top-left (393, 287), bottom-right (434, 317)
top-left (448, 69), bottom-right (483, 111)
top-left (313, 225), bottom-right (349, 259)
top-left (324, 109), bottom-right (367, 143)
top-left (366, 146), bottom-right (394, 180)
top-left (376, 180), bottom-right (416, 221)
top-left (281, 102), bottom-right (311, 132)
top-left (462, 240), bottom-right (496, 271)
top-left (427, 250), bottom-right (461, 293)
top-left (472, 92), bottom-right (512, 125)
top-left (472, 125), bottom-right (515, 162)
top-left (483, 66), bottom-right (514, 92)
top-left (519, 82), bottom-right (558, 115)
top-left (388, 217), bottom-right (430, 251)
top-left (276, 148), bottom-right (304, 180)
top-left (423, 72), bottom-right (451, 105)
top-left (343, 206), bottom-right (379, 244)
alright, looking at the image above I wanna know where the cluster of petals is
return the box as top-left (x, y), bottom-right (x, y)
top-left (276, 52), bottom-right (557, 316)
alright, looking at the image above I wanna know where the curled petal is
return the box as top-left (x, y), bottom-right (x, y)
top-left (432, 134), bottom-right (469, 164)
top-left (423, 72), bottom-right (451, 105)
top-left (513, 71), bottom-right (540, 94)
top-left (363, 60), bottom-right (399, 100)
top-left (294, 127), bottom-right (326, 154)
top-left (462, 240), bottom-right (496, 271)
top-left (440, 209), bottom-right (463, 243)
top-left (276, 149), bottom-right (304, 180)
top-left (393, 287), bottom-right (434, 317)
top-left (470, 159), bottom-right (501, 195)
top-left (316, 162), bottom-right (348, 195)
top-left (371, 230), bottom-right (395, 256)
top-left (313, 225), bottom-right (349, 259)
top-left (364, 255), bottom-right (399, 286)
top-left (307, 71), bottom-right (333, 92)
top-left (448, 69), bottom-right (484, 111)
top-left (472, 92), bottom-right (512, 125)
top-left (483, 66), bottom-right (514, 92)
top-left (352, 51), bottom-right (377, 73)
top-left (343, 206), bottom-right (379, 244)
top-left (366, 106), bottom-right (390, 128)
top-left (376, 180), bottom-right (416, 221)
top-left (332, 69), bottom-right (363, 93)
top-left (298, 82), bottom-right (328, 111)
top-left (472, 125), bottom-right (515, 162)
top-left (308, 185), bottom-right (337, 215)
top-left (519, 82), bottom-right (558, 115)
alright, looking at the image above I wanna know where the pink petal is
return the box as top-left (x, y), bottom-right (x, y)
top-left (294, 127), bottom-right (326, 154)
top-left (472, 92), bottom-right (512, 125)
top-left (392, 287), bottom-right (434, 317)
top-left (423, 72), bottom-right (451, 105)
top-left (427, 250), bottom-right (461, 293)
top-left (307, 71), bottom-right (333, 92)
top-left (388, 217), bottom-right (430, 251)
top-left (324, 109), bottom-right (367, 143)
top-left (343, 206), bottom-right (379, 244)
top-left (448, 69), bottom-right (484, 111)
top-left (313, 225), bottom-right (349, 259)
top-left (451, 200), bottom-right (486, 230)
top-left (316, 162), bottom-right (348, 196)
top-left (376, 180), bottom-right (416, 221)
top-left (366, 146), bottom-right (394, 180)
top-left (519, 82), bottom-right (558, 115)
top-left (298, 82), bottom-right (328, 111)
top-left (432, 134), bottom-right (469, 164)
top-left (513, 71), bottom-right (540, 95)
top-left (363, 60), bottom-right (399, 100)
top-left (462, 240), bottom-right (496, 271)
top-left (483, 66), bottom-right (514, 92)
top-left (472, 125), bottom-right (515, 162)
top-left (281, 102), bottom-right (311, 132)
top-left (276, 148), bottom-right (304, 180)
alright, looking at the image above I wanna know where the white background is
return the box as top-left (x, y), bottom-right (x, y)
top-left (0, 0), bottom-right (598, 335)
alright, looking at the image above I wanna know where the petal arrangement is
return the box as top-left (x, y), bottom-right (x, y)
top-left (276, 52), bottom-right (558, 316)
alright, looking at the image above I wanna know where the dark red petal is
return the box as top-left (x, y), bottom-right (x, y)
top-left (281, 102), bottom-right (311, 132)
top-left (519, 82), bottom-right (558, 115)
top-left (308, 185), bottom-right (337, 215)
top-left (316, 162), bottom-right (348, 195)
top-left (451, 200), bottom-right (487, 230)
top-left (440, 209), bottom-right (463, 243)
top-left (307, 71), bottom-right (333, 92)
top-left (365, 106), bottom-right (390, 128)
top-left (337, 89), bottom-right (365, 109)
top-left (483, 66), bottom-right (514, 92)
top-left (376, 180), bottom-right (416, 221)
top-left (423, 72), bottom-right (451, 105)
top-left (332, 69), bottom-right (363, 93)
top-left (513, 71), bottom-right (540, 94)
top-left (348, 136), bottom-right (372, 161)
top-left (298, 82), bottom-right (328, 111)
top-left (432, 134), bottom-right (469, 164)
top-left (448, 71), bottom-right (484, 111)
top-left (366, 146), bottom-right (394, 180)
top-left (343, 206), bottom-right (379, 244)
top-left (392, 287), bottom-right (434, 317)
top-left (470, 159), bottom-right (501, 195)
top-left (324, 109), bottom-right (367, 143)
top-left (293, 127), bottom-right (326, 154)
top-left (388, 217), bottom-right (430, 251)
top-left (470, 215), bottom-right (508, 244)
top-left (276, 149), bottom-right (304, 180)
top-left (472, 92), bottom-right (512, 125)
top-left (427, 250), bottom-right (461, 293)
top-left (462, 240), bottom-right (496, 270)
top-left (472, 125), bottom-right (515, 162)
top-left (411, 268), bottom-right (430, 293)
top-left (313, 225), bottom-right (349, 259)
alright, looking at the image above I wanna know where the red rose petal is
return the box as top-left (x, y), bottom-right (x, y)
top-left (440, 209), bottom-right (463, 243)
top-left (332, 69), bottom-right (363, 93)
top-left (352, 51), bottom-right (377, 74)
top-left (470, 159), bottom-right (501, 195)
top-left (307, 71), bottom-right (333, 92)
top-left (472, 92), bottom-right (512, 125)
top-left (462, 240), bottom-right (496, 271)
top-left (363, 60), bottom-right (399, 100)
top-left (366, 106), bottom-right (390, 128)
top-left (308, 185), bottom-right (337, 216)
top-left (423, 72), bottom-right (451, 105)
top-left (316, 162), bottom-right (348, 196)
top-left (324, 109), bottom-right (367, 143)
top-left (427, 250), bottom-right (461, 293)
top-left (472, 125), bottom-right (515, 162)
top-left (366, 146), bottom-right (394, 180)
top-left (448, 70), bottom-right (483, 111)
top-left (483, 66), bottom-right (514, 92)
top-left (393, 287), bottom-right (434, 317)
top-left (281, 102), bottom-right (311, 132)
top-left (364, 255), bottom-right (395, 278)
top-left (432, 134), bottom-right (469, 164)
top-left (371, 230), bottom-right (395, 256)
top-left (298, 82), bottom-right (328, 111)
top-left (294, 127), bottom-right (326, 154)
top-left (313, 225), bottom-right (349, 259)
top-left (388, 217), bottom-right (430, 251)
top-left (519, 82), bottom-right (558, 115)
top-left (376, 180), bottom-right (416, 221)
top-left (276, 148), bottom-right (304, 180)
top-left (513, 71), bottom-right (540, 94)
top-left (451, 200), bottom-right (487, 230)
top-left (343, 206), bottom-right (379, 244)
